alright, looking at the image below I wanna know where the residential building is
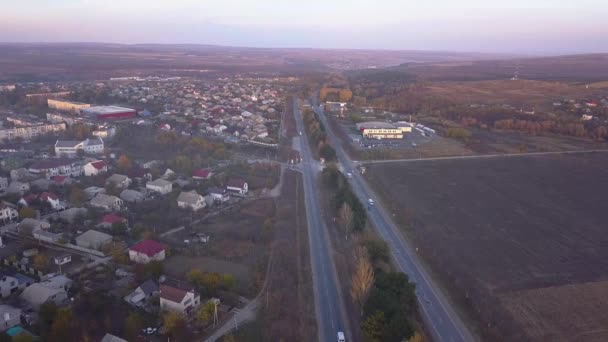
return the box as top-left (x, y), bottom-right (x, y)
top-left (226, 178), bottom-right (248, 195)
top-left (105, 174), bottom-right (131, 189)
top-left (83, 160), bottom-right (108, 176)
top-left (208, 187), bottom-right (230, 202)
top-left (159, 283), bottom-right (200, 314)
top-left (58, 207), bottom-right (87, 223)
top-left (47, 99), bottom-right (90, 112)
top-left (40, 192), bottom-right (63, 210)
top-left (0, 305), bottom-right (21, 331)
top-left (75, 229), bottom-right (112, 249)
top-left (20, 283), bottom-right (68, 309)
top-left (101, 333), bottom-right (128, 342)
top-left (124, 279), bottom-right (158, 307)
top-left (0, 202), bottom-right (18, 223)
top-left (99, 214), bottom-right (127, 228)
top-left (177, 191), bottom-right (206, 211)
top-left (90, 193), bottom-right (123, 211)
top-left (129, 240), bottom-right (166, 264)
top-left (0, 123), bottom-right (66, 142)
top-left (55, 138), bottom-right (104, 157)
top-left (0, 177), bottom-right (7, 193)
top-left (84, 186), bottom-right (105, 199)
top-left (28, 159), bottom-right (83, 178)
top-left (146, 179), bottom-right (172, 195)
top-left (192, 169), bottom-right (212, 180)
top-left (0, 275), bottom-right (19, 298)
top-left (6, 181), bottom-right (29, 195)
top-left (120, 189), bottom-right (145, 203)
top-left (33, 230), bottom-right (63, 243)
top-left (42, 275), bottom-right (72, 291)
top-left (83, 138), bottom-right (104, 155)
top-left (18, 219), bottom-right (50, 235)
top-left (92, 126), bottom-right (117, 139)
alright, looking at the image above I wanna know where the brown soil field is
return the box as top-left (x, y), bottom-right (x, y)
top-left (366, 152), bottom-right (608, 341)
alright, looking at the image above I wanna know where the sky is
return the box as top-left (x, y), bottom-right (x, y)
top-left (1, 0), bottom-right (608, 55)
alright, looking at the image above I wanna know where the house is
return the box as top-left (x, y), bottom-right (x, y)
top-left (0, 275), bottom-right (19, 298)
top-left (58, 207), bottom-right (87, 223)
top-left (30, 178), bottom-right (51, 191)
top-left (6, 181), bottom-right (29, 195)
top-left (40, 192), bottom-right (63, 210)
top-left (53, 254), bottom-right (72, 266)
top-left (50, 175), bottom-right (71, 186)
top-left (208, 187), bottom-right (230, 203)
top-left (83, 137), bottom-right (104, 155)
top-left (159, 283), bottom-right (200, 314)
top-left (13, 274), bottom-right (35, 291)
top-left (120, 189), bottom-right (145, 203)
top-left (90, 194), bottom-right (123, 211)
top-left (105, 174), bottom-right (131, 189)
top-left (0, 305), bottom-right (21, 331)
top-left (84, 186), bottom-right (105, 199)
top-left (146, 178), bottom-right (172, 195)
top-left (42, 275), bottom-right (72, 291)
top-left (18, 219), bottom-right (50, 235)
top-left (18, 194), bottom-right (39, 207)
top-left (177, 191), bottom-right (206, 211)
top-left (54, 140), bottom-right (83, 157)
top-left (28, 159), bottom-right (83, 178)
top-left (101, 333), bottom-right (129, 342)
top-left (83, 160), bottom-right (108, 176)
top-left (100, 214), bottom-right (127, 228)
top-left (124, 279), bottom-right (159, 307)
top-left (33, 230), bottom-right (63, 243)
top-left (20, 283), bottom-right (68, 309)
top-left (0, 202), bottom-right (18, 223)
top-left (75, 229), bottom-right (112, 249)
top-left (192, 169), bottom-right (212, 180)
top-left (0, 177), bottom-right (7, 193)
top-left (129, 240), bottom-right (166, 264)
top-left (226, 178), bottom-right (248, 195)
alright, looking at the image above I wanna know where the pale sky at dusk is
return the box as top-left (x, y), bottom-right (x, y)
top-left (2, 0), bottom-right (607, 55)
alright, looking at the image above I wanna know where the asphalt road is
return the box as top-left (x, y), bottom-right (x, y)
top-left (312, 98), bottom-right (475, 342)
top-left (293, 98), bottom-right (350, 342)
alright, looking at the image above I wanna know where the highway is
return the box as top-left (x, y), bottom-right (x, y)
top-left (312, 98), bottom-right (476, 342)
top-left (292, 98), bottom-right (350, 342)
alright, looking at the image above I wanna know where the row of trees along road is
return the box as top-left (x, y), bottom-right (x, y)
top-left (303, 108), bottom-right (337, 161)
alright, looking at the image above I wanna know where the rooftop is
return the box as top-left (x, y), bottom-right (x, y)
top-left (129, 239), bottom-right (166, 257)
top-left (82, 105), bottom-right (136, 115)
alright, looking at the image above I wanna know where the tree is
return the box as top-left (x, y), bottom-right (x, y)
top-left (163, 311), bottom-right (186, 337)
top-left (19, 207), bottom-right (36, 219)
top-left (362, 310), bottom-right (387, 342)
top-left (125, 312), bottom-right (144, 340)
top-left (362, 237), bottom-right (390, 265)
top-left (69, 186), bottom-right (87, 206)
top-left (111, 222), bottom-right (127, 236)
top-left (12, 334), bottom-right (33, 342)
top-left (50, 307), bottom-right (73, 341)
top-left (223, 334), bottom-right (237, 342)
top-left (110, 245), bottom-right (128, 264)
top-left (117, 154), bottom-right (132, 172)
top-left (339, 202), bottom-right (354, 240)
top-left (144, 261), bottom-right (164, 279)
top-left (197, 301), bottom-right (216, 325)
top-left (33, 254), bottom-right (49, 270)
top-left (351, 247), bottom-right (374, 315)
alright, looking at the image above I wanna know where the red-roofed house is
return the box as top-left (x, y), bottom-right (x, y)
top-left (40, 192), bottom-right (63, 210)
top-left (50, 175), bottom-right (70, 186)
top-left (100, 214), bottom-right (127, 228)
top-left (160, 283), bottom-right (200, 314)
top-left (128, 240), bottom-right (166, 264)
top-left (84, 160), bottom-right (108, 177)
top-left (226, 178), bottom-right (248, 195)
top-left (192, 169), bottom-right (212, 180)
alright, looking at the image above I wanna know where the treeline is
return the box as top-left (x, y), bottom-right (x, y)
top-left (322, 164), bottom-right (366, 234)
top-left (447, 108), bottom-right (608, 141)
top-left (303, 108), bottom-right (336, 161)
top-left (320, 87), bottom-right (353, 103)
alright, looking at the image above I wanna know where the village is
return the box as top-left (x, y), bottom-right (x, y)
top-left (0, 75), bottom-right (287, 341)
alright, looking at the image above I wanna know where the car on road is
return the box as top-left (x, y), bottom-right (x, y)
top-left (337, 331), bottom-right (346, 342)
top-left (299, 131), bottom-right (303, 136)
top-left (368, 198), bottom-right (374, 206)
top-left (346, 172), bottom-right (353, 178)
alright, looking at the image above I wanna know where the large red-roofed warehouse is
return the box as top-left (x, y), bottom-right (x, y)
top-left (128, 239), bottom-right (166, 264)
top-left (81, 105), bottom-right (136, 120)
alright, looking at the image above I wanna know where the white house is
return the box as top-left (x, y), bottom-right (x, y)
top-left (0, 305), bottom-right (21, 331)
top-left (83, 160), bottom-right (108, 176)
top-left (105, 174), bottom-right (131, 189)
top-left (208, 187), bottom-right (230, 203)
top-left (177, 191), bottom-right (206, 211)
top-left (40, 192), bottom-right (63, 210)
top-left (0, 202), bottom-right (18, 223)
top-left (6, 181), bottom-right (29, 195)
top-left (146, 179), bottom-right (172, 195)
top-left (54, 138), bottom-right (104, 157)
top-left (128, 240), bottom-right (166, 264)
top-left (0, 275), bottom-right (19, 298)
top-left (83, 137), bottom-right (104, 155)
top-left (75, 229), bottom-right (112, 249)
top-left (159, 283), bottom-right (200, 314)
top-left (226, 178), bottom-right (248, 195)
top-left (29, 159), bottom-right (83, 178)
top-left (20, 283), bottom-right (68, 309)
top-left (90, 193), bottom-right (123, 211)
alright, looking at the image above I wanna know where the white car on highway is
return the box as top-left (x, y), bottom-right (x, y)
top-left (337, 331), bottom-right (346, 342)
top-left (368, 198), bottom-right (374, 206)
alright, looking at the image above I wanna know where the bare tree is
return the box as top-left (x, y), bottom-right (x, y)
top-left (351, 247), bottom-right (375, 315)
top-left (339, 202), bottom-right (354, 240)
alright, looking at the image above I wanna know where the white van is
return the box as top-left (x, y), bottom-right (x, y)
top-left (337, 331), bottom-right (346, 342)
top-left (368, 198), bottom-right (374, 206)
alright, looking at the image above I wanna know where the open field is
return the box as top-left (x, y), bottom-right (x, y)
top-left (365, 152), bottom-right (608, 341)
